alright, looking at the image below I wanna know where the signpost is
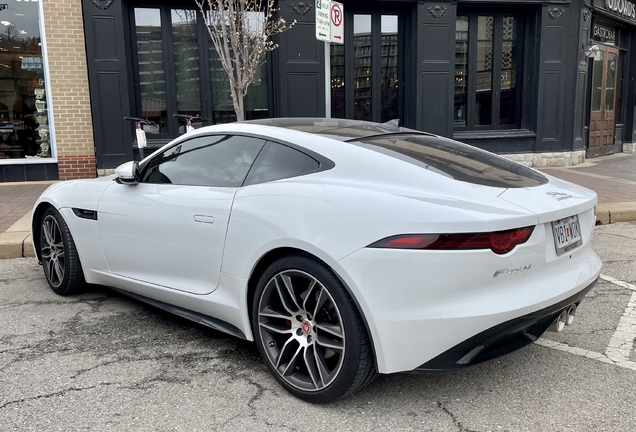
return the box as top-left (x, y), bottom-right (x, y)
top-left (315, 0), bottom-right (331, 42)
top-left (330, 2), bottom-right (344, 44)
top-left (316, 0), bottom-right (344, 117)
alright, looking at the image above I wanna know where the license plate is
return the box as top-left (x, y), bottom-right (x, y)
top-left (552, 215), bottom-right (582, 256)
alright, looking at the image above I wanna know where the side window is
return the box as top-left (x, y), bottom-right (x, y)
top-left (141, 135), bottom-right (265, 187)
top-left (244, 142), bottom-right (320, 186)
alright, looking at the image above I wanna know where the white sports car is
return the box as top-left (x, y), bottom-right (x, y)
top-left (32, 118), bottom-right (601, 403)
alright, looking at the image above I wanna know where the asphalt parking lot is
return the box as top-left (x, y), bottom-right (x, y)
top-left (1, 222), bottom-right (635, 432)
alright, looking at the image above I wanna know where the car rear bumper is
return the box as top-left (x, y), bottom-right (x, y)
top-left (332, 229), bottom-right (602, 374)
top-left (412, 276), bottom-right (598, 373)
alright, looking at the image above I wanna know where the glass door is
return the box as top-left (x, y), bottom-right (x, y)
top-left (588, 45), bottom-right (619, 158)
top-left (330, 12), bottom-right (402, 123)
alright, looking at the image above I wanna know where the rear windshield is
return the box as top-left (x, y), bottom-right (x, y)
top-left (355, 134), bottom-right (548, 188)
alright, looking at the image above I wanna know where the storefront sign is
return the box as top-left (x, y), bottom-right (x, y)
top-left (605, 0), bottom-right (636, 19)
top-left (593, 24), bottom-right (616, 42)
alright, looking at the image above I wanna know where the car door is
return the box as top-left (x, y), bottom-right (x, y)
top-left (97, 134), bottom-right (265, 294)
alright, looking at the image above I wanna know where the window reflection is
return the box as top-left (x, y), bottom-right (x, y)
top-left (605, 52), bottom-right (617, 113)
top-left (0, 1), bottom-right (51, 159)
top-left (208, 12), bottom-right (268, 123)
top-left (172, 10), bottom-right (200, 122)
top-left (454, 14), bottom-right (523, 130)
top-left (380, 15), bottom-right (398, 123)
top-left (135, 8), bottom-right (167, 133)
top-left (330, 44), bottom-right (345, 118)
top-left (500, 16), bottom-right (519, 125)
top-left (454, 16), bottom-right (468, 127)
top-left (591, 52), bottom-right (603, 112)
top-left (245, 55), bottom-right (269, 121)
top-left (476, 16), bottom-right (493, 126)
top-left (354, 14), bottom-right (372, 121)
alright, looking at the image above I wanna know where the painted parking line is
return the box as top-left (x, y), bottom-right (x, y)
top-left (599, 274), bottom-right (636, 292)
top-left (537, 274), bottom-right (636, 372)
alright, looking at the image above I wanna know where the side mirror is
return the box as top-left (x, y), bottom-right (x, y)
top-left (115, 161), bottom-right (139, 185)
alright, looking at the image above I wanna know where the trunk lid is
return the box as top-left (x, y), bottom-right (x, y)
top-left (497, 173), bottom-right (597, 223)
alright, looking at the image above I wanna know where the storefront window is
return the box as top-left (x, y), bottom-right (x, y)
top-left (454, 17), bottom-right (469, 127)
top-left (330, 44), bottom-right (345, 118)
top-left (131, 5), bottom-right (270, 137)
top-left (475, 16), bottom-right (493, 126)
top-left (0, 1), bottom-right (50, 160)
top-left (172, 9), bottom-right (201, 120)
top-left (134, 8), bottom-right (167, 134)
top-left (454, 14), bottom-right (524, 131)
top-left (354, 14), bottom-right (372, 121)
top-left (380, 15), bottom-right (398, 123)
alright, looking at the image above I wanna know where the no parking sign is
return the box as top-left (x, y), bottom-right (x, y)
top-left (330, 2), bottom-right (344, 44)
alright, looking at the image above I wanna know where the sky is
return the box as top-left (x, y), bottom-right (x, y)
top-left (0, 0), bottom-right (41, 40)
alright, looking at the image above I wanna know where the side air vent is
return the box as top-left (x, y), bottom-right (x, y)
top-left (72, 208), bottom-right (98, 220)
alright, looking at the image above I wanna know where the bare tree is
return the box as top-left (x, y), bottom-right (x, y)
top-left (196, 0), bottom-right (295, 121)
top-left (4, 24), bottom-right (20, 42)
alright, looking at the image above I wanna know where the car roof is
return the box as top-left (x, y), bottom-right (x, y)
top-left (244, 117), bottom-right (431, 141)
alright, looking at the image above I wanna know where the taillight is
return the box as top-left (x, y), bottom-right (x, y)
top-left (368, 226), bottom-right (534, 255)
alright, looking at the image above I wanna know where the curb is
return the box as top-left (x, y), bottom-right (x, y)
top-left (0, 212), bottom-right (35, 260)
top-left (595, 202), bottom-right (636, 225)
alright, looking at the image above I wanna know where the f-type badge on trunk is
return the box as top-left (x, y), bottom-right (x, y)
top-left (493, 265), bottom-right (532, 278)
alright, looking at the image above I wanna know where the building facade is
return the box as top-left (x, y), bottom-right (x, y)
top-left (1, 0), bottom-right (635, 182)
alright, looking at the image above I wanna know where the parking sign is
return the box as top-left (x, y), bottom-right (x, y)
top-left (315, 0), bottom-right (331, 42)
top-left (330, 2), bottom-right (344, 44)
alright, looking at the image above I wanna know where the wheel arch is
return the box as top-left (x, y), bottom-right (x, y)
top-left (246, 247), bottom-right (379, 373)
top-left (32, 201), bottom-right (55, 263)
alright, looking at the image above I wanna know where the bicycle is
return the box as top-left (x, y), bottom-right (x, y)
top-left (123, 116), bottom-right (158, 159)
top-left (173, 114), bottom-right (210, 135)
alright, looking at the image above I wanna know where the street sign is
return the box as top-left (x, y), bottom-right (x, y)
top-left (315, 0), bottom-right (331, 42)
top-left (330, 2), bottom-right (344, 44)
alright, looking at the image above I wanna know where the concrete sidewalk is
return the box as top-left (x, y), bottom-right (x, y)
top-left (1, 153), bottom-right (635, 259)
top-left (0, 181), bottom-right (53, 259)
top-left (539, 153), bottom-right (636, 224)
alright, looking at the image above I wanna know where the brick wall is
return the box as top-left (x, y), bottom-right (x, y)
top-left (42, 0), bottom-right (96, 180)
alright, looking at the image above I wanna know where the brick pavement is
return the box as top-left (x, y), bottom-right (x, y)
top-left (0, 183), bottom-right (52, 233)
top-left (540, 153), bottom-right (636, 204)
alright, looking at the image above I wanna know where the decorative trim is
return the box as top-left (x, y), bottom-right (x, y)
top-left (547, 7), bottom-right (565, 20)
top-left (291, 1), bottom-right (312, 16)
top-left (583, 9), bottom-right (590, 22)
top-left (91, 0), bottom-right (115, 10)
top-left (428, 5), bottom-right (447, 19)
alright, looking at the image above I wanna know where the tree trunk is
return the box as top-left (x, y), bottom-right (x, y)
top-left (230, 84), bottom-right (245, 121)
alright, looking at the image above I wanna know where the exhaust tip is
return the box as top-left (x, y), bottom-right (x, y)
top-left (566, 304), bottom-right (577, 325)
top-left (548, 310), bottom-right (568, 332)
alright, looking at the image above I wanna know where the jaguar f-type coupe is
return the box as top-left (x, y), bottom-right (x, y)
top-left (32, 118), bottom-right (601, 403)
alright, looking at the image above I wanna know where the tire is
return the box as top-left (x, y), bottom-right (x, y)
top-left (40, 207), bottom-right (86, 296)
top-left (252, 254), bottom-right (377, 403)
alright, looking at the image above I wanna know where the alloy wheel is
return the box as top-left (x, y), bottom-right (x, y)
top-left (41, 214), bottom-right (65, 288)
top-left (257, 270), bottom-right (346, 392)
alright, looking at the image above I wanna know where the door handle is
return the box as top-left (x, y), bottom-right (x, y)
top-left (193, 215), bottom-right (215, 224)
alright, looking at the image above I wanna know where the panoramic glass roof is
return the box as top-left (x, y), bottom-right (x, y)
top-left (246, 118), bottom-right (417, 140)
